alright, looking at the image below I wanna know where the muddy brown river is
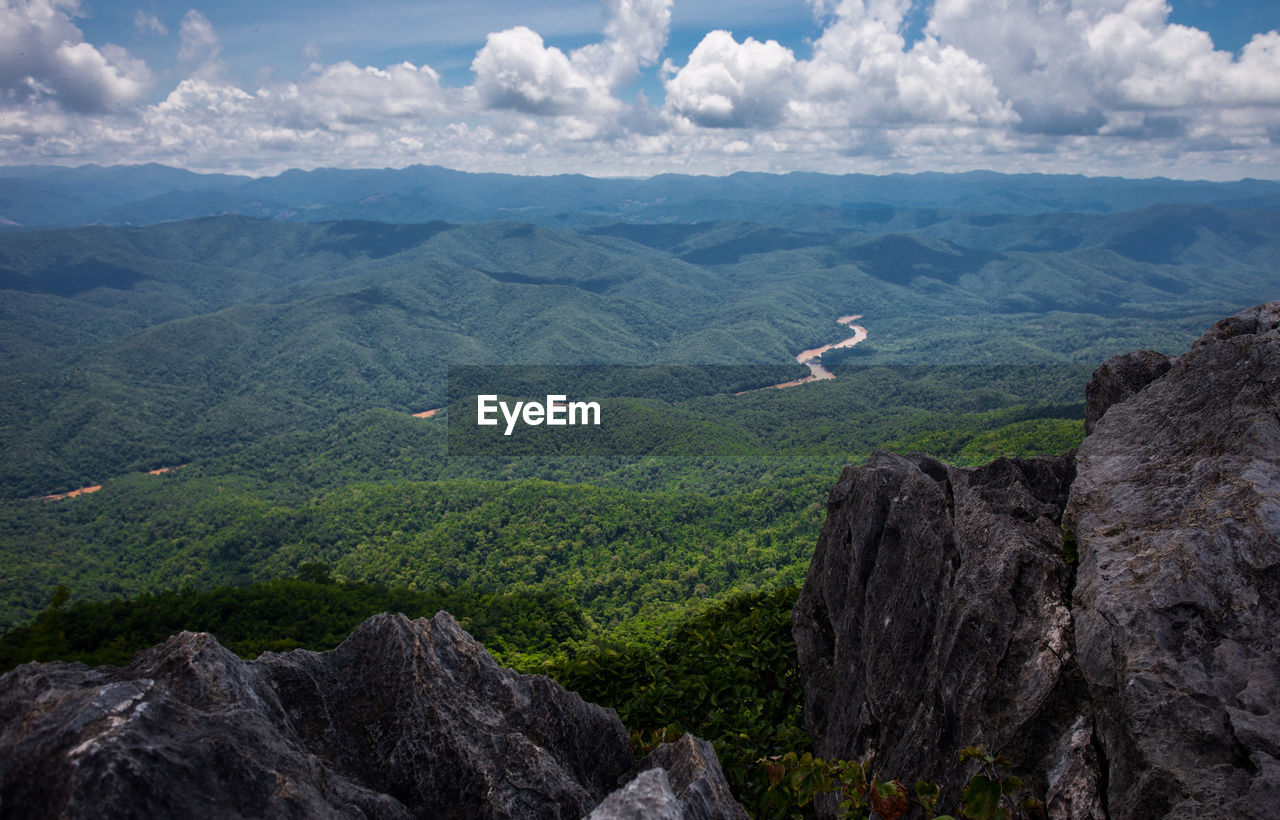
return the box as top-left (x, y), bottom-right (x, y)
top-left (748, 314), bottom-right (869, 391)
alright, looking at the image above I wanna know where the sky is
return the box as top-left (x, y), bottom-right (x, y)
top-left (2, 0), bottom-right (1280, 179)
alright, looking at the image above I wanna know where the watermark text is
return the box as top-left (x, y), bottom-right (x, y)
top-left (476, 394), bottom-right (602, 436)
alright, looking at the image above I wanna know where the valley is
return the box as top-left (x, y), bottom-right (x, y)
top-left (3, 198), bottom-right (1273, 500)
top-left (0, 166), bottom-right (1277, 816)
top-left (740, 314), bottom-right (869, 391)
top-left (790, 314), bottom-right (868, 383)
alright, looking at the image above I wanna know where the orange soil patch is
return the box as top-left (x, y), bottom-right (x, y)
top-left (412, 408), bottom-right (441, 419)
top-left (36, 463), bottom-right (188, 501)
top-left (37, 485), bottom-right (102, 502)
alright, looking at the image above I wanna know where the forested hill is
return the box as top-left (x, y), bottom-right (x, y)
top-left (2, 171), bottom-right (1277, 636)
top-left (1, 206), bottom-right (1277, 498)
top-left (4, 164), bottom-right (1280, 228)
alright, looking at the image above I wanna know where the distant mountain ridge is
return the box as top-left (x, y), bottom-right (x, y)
top-left (4, 163), bottom-right (1280, 229)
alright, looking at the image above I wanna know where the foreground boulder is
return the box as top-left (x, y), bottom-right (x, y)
top-left (794, 301), bottom-right (1280, 817)
top-left (0, 612), bottom-right (634, 818)
top-left (1067, 301), bottom-right (1280, 817)
top-left (792, 451), bottom-right (1084, 809)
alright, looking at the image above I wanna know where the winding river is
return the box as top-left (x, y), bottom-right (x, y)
top-left (410, 313), bottom-right (870, 414)
top-left (746, 314), bottom-right (869, 392)
top-left (37, 316), bottom-right (869, 501)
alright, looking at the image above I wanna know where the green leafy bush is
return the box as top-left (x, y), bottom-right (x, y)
top-left (762, 745), bottom-right (1045, 820)
top-left (0, 572), bottom-right (587, 671)
top-left (540, 586), bottom-right (810, 816)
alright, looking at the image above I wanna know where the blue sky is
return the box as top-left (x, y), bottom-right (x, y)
top-left (75, 1), bottom-right (829, 98)
top-left (4, 0), bottom-right (1280, 178)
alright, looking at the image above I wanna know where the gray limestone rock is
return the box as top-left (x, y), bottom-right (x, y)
top-left (793, 302), bottom-right (1280, 817)
top-left (0, 612), bottom-right (633, 819)
top-left (1045, 712), bottom-right (1107, 820)
top-left (586, 769), bottom-right (683, 820)
top-left (1066, 301), bottom-right (1280, 818)
top-left (1083, 349), bottom-right (1176, 435)
top-left (586, 732), bottom-right (750, 820)
top-left (635, 734), bottom-right (749, 820)
top-left (793, 450), bottom-right (1085, 808)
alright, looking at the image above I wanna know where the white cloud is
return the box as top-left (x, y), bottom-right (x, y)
top-left (471, 26), bottom-right (606, 115)
top-left (663, 0), bottom-right (1013, 131)
top-left (663, 31), bottom-right (798, 128)
top-left (133, 9), bottom-right (167, 36)
top-left (0, 0), bottom-right (150, 112)
top-left (281, 61), bottom-right (449, 127)
top-left (928, 0), bottom-right (1280, 133)
top-left (2, 0), bottom-right (1280, 179)
top-left (471, 0), bottom-right (671, 115)
top-left (121, 56), bottom-right (456, 170)
top-left (178, 9), bottom-right (221, 70)
top-left (573, 0), bottom-right (671, 88)
top-left (799, 0), bottom-right (1014, 127)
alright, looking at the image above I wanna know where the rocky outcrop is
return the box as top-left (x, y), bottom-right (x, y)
top-left (590, 734), bottom-right (748, 820)
top-left (794, 301), bottom-right (1280, 818)
top-left (1083, 349), bottom-right (1175, 435)
top-left (634, 734), bottom-right (750, 820)
top-left (0, 612), bottom-right (634, 818)
top-left (793, 450), bottom-right (1081, 807)
top-left (1067, 301), bottom-right (1280, 818)
top-left (588, 769), bottom-right (684, 820)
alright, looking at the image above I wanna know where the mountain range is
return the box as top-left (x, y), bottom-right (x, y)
top-left (1, 199), bottom-right (1276, 498)
top-left (6, 163), bottom-right (1280, 229)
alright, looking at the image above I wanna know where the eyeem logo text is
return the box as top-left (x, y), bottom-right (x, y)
top-left (476, 394), bottom-right (602, 436)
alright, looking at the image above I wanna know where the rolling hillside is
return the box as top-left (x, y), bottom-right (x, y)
top-left (1, 207), bottom-right (1276, 498)
top-left (1, 168), bottom-right (1277, 642)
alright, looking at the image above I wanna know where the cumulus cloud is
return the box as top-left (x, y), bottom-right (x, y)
top-left (799, 0), bottom-right (1015, 126)
top-left (2, 0), bottom-right (1280, 178)
top-left (573, 0), bottom-right (671, 88)
top-left (663, 0), bottom-right (1013, 131)
top-left (928, 0), bottom-right (1280, 132)
top-left (656, 0), bottom-right (1280, 167)
top-left (127, 56), bottom-right (454, 167)
top-left (280, 61), bottom-right (449, 127)
top-left (0, 7), bottom-right (459, 172)
top-left (664, 31), bottom-right (798, 128)
top-left (472, 0), bottom-right (671, 115)
top-left (0, 0), bottom-right (150, 112)
top-left (471, 27), bottom-right (604, 115)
